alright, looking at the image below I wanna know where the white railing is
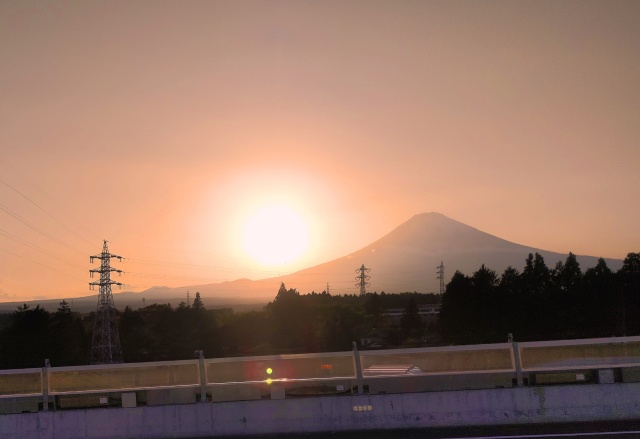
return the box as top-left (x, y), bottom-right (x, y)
top-left (2, 335), bottom-right (640, 409)
top-left (518, 335), bottom-right (640, 371)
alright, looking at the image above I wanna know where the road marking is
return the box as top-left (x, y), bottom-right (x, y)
top-left (443, 431), bottom-right (640, 439)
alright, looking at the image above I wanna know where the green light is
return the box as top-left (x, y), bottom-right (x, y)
top-left (266, 367), bottom-right (273, 375)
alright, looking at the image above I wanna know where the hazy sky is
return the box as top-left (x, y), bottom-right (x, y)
top-left (1, 1), bottom-right (639, 301)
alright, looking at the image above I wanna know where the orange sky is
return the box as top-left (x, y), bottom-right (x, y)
top-left (1, 1), bottom-right (639, 301)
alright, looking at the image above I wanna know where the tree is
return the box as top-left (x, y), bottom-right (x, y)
top-left (439, 271), bottom-right (474, 342)
top-left (400, 297), bottom-right (422, 339)
top-left (192, 292), bottom-right (205, 312)
top-left (499, 266), bottom-right (521, 294)
top-left (57, 299), bottom-right (71, 315)
top-left (497, 266), bottom-right (523, 338)
top-left (119, 306), bottom-right (151, 362)
top-left (547, 253), bottom-right (584, 338)
top-left (554, 252), bottom-right (583, 294)
top-left (585, 258), bottom-right (613, 282)
top-left (472, 265), bottom-right (498, 292)
top-left (0, 305), bottom-right (52, 368)
top-left (218, 311), bottom-right (271, 355)
top-left (364, 292), bottom-right (386, 328)
top-left (266, 283), bottom-right (317, 352)
top-left (273, 282), bottom-right (299, 303)
top-left (470, 265), bottom-right (499, 341)
top-left (522, 253), bottom-right (551, 295)
top-left (617, 253), bottom-right (640, 335)
top-left (518, 253), bottom-right (554, 339)
top-left (322, 305), bottom-right (365, 351)
top-left (620, 253), bottom-right (640, 275)
top-left (583, 258), bottom-right (615, 336)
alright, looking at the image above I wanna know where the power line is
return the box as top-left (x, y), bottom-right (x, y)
top-left (0, 203), bottom-right (87, 255)
top-left (0, 228), bottom-right (87, 272)
top-left (0, 177), bottom-right (96, 247)
top-left (0, 247), bottom-right (87, 284)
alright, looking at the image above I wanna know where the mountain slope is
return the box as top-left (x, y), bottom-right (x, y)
top-left (0, 212), bottom-right (624, 311)
top-left (166, 212), bottom-right (623, 300)
top-left (273, 212), bottom-right (623, 296)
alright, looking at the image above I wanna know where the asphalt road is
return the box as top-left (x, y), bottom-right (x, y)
top-left (204, 420), bottom-right (640, 439)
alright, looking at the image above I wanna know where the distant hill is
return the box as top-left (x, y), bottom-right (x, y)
top-left (0, 212), bottom-right (624, 312)
top-left (0, 289), bottom-right (267, 314)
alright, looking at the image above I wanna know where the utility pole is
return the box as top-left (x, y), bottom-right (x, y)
top-left (326, 283), bottom-right (330, 295)
top-left (355, 264), bottom-right (371, 296)
top-left (88, 240), bottom-right (124, 364)
top-left (437, 261), bottom-right (445, 295)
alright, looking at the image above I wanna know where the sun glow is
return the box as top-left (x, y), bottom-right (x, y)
top-left (243, 206), bottom-right (309, 266)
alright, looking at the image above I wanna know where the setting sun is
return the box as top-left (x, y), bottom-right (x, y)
top-left (243, 206), bottom-right (309, 266)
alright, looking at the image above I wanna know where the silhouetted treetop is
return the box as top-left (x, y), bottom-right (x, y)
top-left (192, 292), bottom-right (205, 311)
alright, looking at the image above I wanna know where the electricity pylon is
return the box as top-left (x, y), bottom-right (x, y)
top-left (355, 264), bottom-right (371, 296)
top-left (88, 240), bottom-right (124, 364)
top-left (437, 261), bottom-right (445, 295)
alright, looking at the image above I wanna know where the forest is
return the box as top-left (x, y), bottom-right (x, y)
top-left (0, 251), bottom-right (638, 370)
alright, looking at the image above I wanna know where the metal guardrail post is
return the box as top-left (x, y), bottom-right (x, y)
top-left (352, 342), bottom-right (363, 395)
top-left (42, 359), bottom-right (50, 411)
top-left (509, 334), bottom-right (523, 387)
top-left (197, 350), bottom-right (207, 402)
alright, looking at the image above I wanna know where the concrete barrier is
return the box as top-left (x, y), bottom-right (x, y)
top-left (1, 383), bottom-right (640, 438)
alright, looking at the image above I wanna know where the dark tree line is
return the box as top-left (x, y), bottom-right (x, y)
top-left (0, 287), bottom-right (438, 368)
top-left (217, 284), bottom-right (439, 356)
top-left (0, 293), bottom-right (221, 369)
top-left (2, 252), bottom-right (638, 369)
top-left (119, 292), bottom-right (221, 362)
top-left (0, 300), bottom-right (89, 369)
top-left (439, 252), bottom-right (640, 344)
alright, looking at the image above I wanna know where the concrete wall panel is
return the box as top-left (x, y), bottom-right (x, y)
top-left (2, 383), bottom-right (640, 438)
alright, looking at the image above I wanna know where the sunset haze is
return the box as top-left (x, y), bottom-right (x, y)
top-left (1, 1), bottom-right (639, 302)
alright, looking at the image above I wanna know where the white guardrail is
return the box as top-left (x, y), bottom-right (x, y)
top-left (1, 336), bottom-right (640, 411)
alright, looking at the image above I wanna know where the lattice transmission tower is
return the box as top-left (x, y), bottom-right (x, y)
top-left (355, 264), bottom-right (371, 296)
top-left (88, 240), bottom-right (124, 364)
top-left (437, 261), bottom-right (445, 295)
